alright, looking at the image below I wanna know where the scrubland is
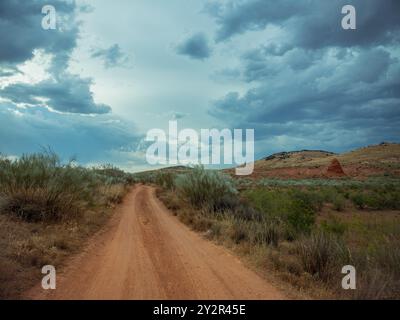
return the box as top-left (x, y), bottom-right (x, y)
top-left (1, 148), bottom-right (399, 300)
top-left (0, 152), bottom-right (134, 299)
top-left (154, 166), bottom-right (400, 299)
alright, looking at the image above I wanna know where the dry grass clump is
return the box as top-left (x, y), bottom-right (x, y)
top-left (296, 232), bottom-right (349, 282)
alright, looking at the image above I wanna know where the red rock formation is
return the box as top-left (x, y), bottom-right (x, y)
top-left (327, 158), bottom-right (346, 176)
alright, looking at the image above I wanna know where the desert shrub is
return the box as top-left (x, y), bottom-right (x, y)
top-left (383, 191), bottom-right (400, 209)
top-left (332, 194), bottom-right (346, 211)
top-left (350, 189), bottom-right (400, 210)
top-left (0, 152), bottom-right (129, 222)
top-left (296, 231), bottom-right (349, 282)
top-left (344, 241), bottom-right (400, 299)
top-left (249, 221), bottom-right (280, 247)
top-left (100, 184), bottom-right (127, 204)
top-left (290, 189), bottom-right (324, 212)
top-left (214, 207), bottom-right (282, 246)
top-left (320, 218), bottom-right (347, 236)
top-left (228, 220), bottom-right (249, 244)
top-left (0, 153), bottom-right (90, 222)
top-left (316, 187), bottom-right (338, 203)
top-left (0, 187), bottom-right (85, 222)
top-left (350, 192), bottom-right (368, 209)
top-left (348, 269), bottom-right (390, 300)
top-left (244, 189), bottom-right (292, 221)
top-left (132, 171), bottom-right (157, 184)
top-left (366, 189), bottom-right (400, 210)
top-left (155, 171), bottom-right (175, 189)
top-left (175, 166), bottom-right (237, 210)
top-left (93, 164), bottom-right (133, 185)
top-left (373, 241), bottom-right (400, 278)
top-left (191, 215), bottom-right (213, 232)
top-left (160, 191), bottom-right (181, 211)
top-left (230, 203), bottom-right (263, 221)
top-left (209, 222), bottom-right (223, 238)
top-left (244, 188), bottom-right (316, 239)
top-left (286, 198), bottom-right (316, 236)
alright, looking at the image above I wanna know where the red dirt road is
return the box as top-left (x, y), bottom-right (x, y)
top-left (26, 185), bottom-right (285, 300)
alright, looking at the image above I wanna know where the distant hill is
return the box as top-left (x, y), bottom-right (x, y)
top-left (231, 142), bottom-right (400, 179)
top-left (137, 165), bottom-right (192, 176)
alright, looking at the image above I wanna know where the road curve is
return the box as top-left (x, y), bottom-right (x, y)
top-left (26, 185), bottom-right (285, 300)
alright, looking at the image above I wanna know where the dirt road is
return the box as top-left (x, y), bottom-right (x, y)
top-left (27, 185), bottom-right (285, 300)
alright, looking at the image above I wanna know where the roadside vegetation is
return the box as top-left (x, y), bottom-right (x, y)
top-left (155, 166), bottom-right (400, 299)
top-left (0, 151), bottom-right (133, 299)
top-left (1, 149), bottom-right (398, 300)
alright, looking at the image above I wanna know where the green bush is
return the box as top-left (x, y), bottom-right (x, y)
top-left (332, 194), bottom-right (346, 211)
top-left (244, 189), bottom-right (294, 221)
top-left (290, 189), bottom-right (324, 212)
top-left (175, 166), bottom-right (237, 210)
top-left (286, 198), bottom-right (316, 236)
top-left (244, 188), bottom-right (317, 239)
top-left (320, 218), bottom-right (347, 236)
top-left (229, 220), bottom-right (248, 244)
top-left (350, 192), bottom-right (368, 209)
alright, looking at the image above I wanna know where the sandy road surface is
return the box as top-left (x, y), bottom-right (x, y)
top-left (26, 185), bottom-right (285, 300)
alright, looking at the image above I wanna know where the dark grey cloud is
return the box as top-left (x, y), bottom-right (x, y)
top-left (206, 1), bottom-right (400, 152)
top-left (0, 0), bottom-right (78, 65)
top-left (210, 46), bottom-right (400, 148)
top-left (0, 0), bottom-right (111, 115)
top-left (240, 47), bottom-right (323, 82)
top-left (91, 44), bottom-right (128, 68)
top-left (176, 33), bottom-right (212, 60)
top-left (1, 74), bottom-right (111, 114)
top-left (207, 0), bottom-right (400, 48)
top-left (206, 0), bottom-right (305, 42)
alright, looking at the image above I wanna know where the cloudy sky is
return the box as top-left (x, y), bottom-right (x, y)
top-left (0, 0), bottom-right (399, 172)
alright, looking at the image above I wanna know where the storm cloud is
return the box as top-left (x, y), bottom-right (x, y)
top-left (0, 0), bottom-right (111, 115)
top-left (207, 0), bottom-right (400, 47)
top-left (207, 0), bottom-right (400, 151)
top-left (176, 32), bottom-right (212, 60)
top-left (0, 0), bottom-right (78, 65)
top-left (1, 74), bottom-right (111, 114)
top-left (0, 0), bottom-right (399, 169)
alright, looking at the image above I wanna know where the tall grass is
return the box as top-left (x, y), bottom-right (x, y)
top-left (296, 232), bottom-right (349, 282)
